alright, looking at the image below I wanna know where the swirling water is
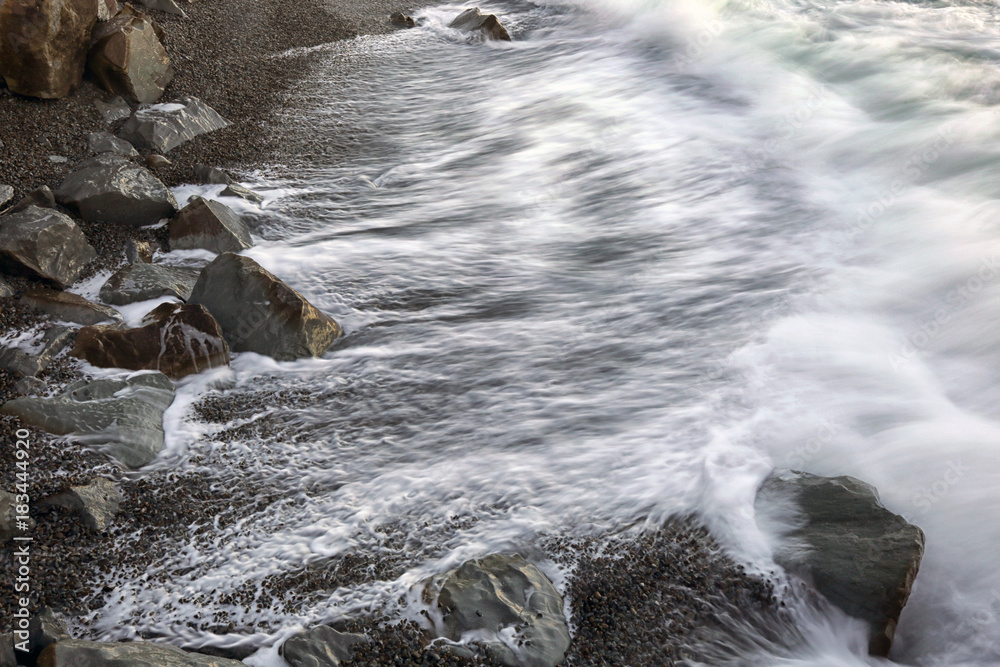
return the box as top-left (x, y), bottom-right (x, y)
top-left (92, 0), bottom-right (1000, 664)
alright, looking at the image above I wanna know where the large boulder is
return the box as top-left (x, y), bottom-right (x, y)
top-left (87, 12), bottom-right (173, 104)
top-left (37, 639), bottom-right (245, 667)
top-left (39, 478), bottom-right (122, 530)
top-left (169, 197), bottom-right (253, 254)
top-left (0, 372), bottom-right (175, 468)
top-left (0, 0), bottom-right (98, 98)
top-left (55, 154), bottom-right (177, 227)
top-left (449, 7), bottom-right (511, 41)
top-left (71, 302), bottom-right (230, 379)
top-left (755, 470), bottom-right (925, 656)
top-left (188, 253), bottom-right (342, 361)
top-left (280, 626), bottom-right (367, 667)
top-left (21, 288), bottom-right (123, 325)
top-left (98, 262), bottom-right (199, 305)
top-left (118, 96), bottom-right (230, 153)
top-left (0, 206), bottom-right (96, 287)
top-left (421, 553), bottom-right (570, 667)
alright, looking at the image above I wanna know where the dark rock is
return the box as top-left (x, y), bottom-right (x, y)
top-left (1, 490), bottom-right (35, 544)
top-left (0, 206), bottom-right (96, 287)
top-left (0, 372), bottom-right (175, 468)
top-left (756, 470), bottom-right (925, 656)
top-left (71, 302), bottom-right (230, 379)
top-left (5, 186), bottom-right (57, 216)
top-left (87, 12), bottom-right (173, 104)
top-left (37, 639), bottom-right (245, 667)
top-left (390, 11), bottom-right (415, 27)
top-left (219, 183), bottom-right (263, 205)
top-left (145, 154), bottom-right (172, 170)
top-left (55, 153), bottom-right (177, 227)
top-left (94, 96), bottom-right (132, 123)
top-left (0, 185), bottom-right (12, 209)
top-left (21, 288), bottom-right (124, 325)
top-left (118, 96), bottom-right (230, 153)
top-left (449, 7), bottom-right (511, 41)
top-left (0, 278), bottom-right (13, 299)
top-left (421, 553), bottom-right (570, 667)
top-left (169, 197), bottom-right (252, 253)
top-left (0, 326), bottom-right (79, 381)
top-left (193, 165), bottom-right (234, 185)
top-left (87, 131), bottom-right (139, 157)
top-left (99, 261), bottom-right (200, 305)
top-left (280, 626), bottom-right (368, 667)
top-left (189, 253), bottom-right (342, 361)
top-left (125, 238), bottom-right (159, 264)
top-left (39, 478), bottom-right (123, 530)
top-left (0, 0), bottom-right (98, 98)
top-left (96, 0), bottom-right (117, 21)
top-left (1, 631), bottom-right (16, 667)
top-left (27, 608), bottom-right (70, 659)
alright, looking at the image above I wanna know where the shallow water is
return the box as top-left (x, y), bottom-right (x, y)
top-left (85, 0), bottom-right (1000, 663)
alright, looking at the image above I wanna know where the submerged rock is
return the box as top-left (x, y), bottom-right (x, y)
top-left (169, 196), bottom-right (253, 253)
top-left (39, 478), bottom-right (123, 531)
top-left (449, 7), bottom-right (511, 41)
top-left (0, 206), bottom-right (96, 288)
top-left (99, 261), bottom-right (200, 305)
top-left (88, 13), bottom-right (173, 104)
top-left (756, 470), bottom-right (925, 656)
top-left (119, 96), bottom-right (230, 153)
top-left (280, 626), bottom-right (368, 667)
top-left (37, 639), bottom-right (245, 667)
top-left (421, 553), bottom-right (570, 667)
top-left (0, 372), bottom-right (175, 468)
top-left (188, 253), bottom-right (342, 361)
top-left (55, 153), bottom-right (177, 227)
top-left (21, 288), bottom-right (123, 325)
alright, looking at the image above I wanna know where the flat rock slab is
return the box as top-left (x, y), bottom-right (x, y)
top-left (0, 372), bottom-right (175, 468)
top-left (280, 626), bottom-right (367, 667)
top-left (0, 206), bottom-right (96, 288)
top-left (119, 96), bottom-right (230, 154)
top-left (22, 288), bottom-right (123, 325)
top-left (169, 197), bottom-right (253, 254)
top-left (449, 7), bottom-right (511, 41)
top-left (38, 639), bottom-right (245, 667)
top-left (55, 154), bottom-right (177, 228)
top-left (422, 553), bottom-right (570, 667)
top-left (756, 470), bottom-right (925, 656)
top-left (189, 253), bottom-right (342, 361)
top-left (99, 262), bottom-right (200, 305)
top-left (39, 478), bottom-right (122, 530)
top-left (72, 302), bottom-right (230, 379)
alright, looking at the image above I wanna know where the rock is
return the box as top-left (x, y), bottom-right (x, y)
top-left (1, 490), bottom-right (35, 544)
top-left (48, 156), bottom-right (69, 164)
top-left (0, 185), bottom-right (12, 208)
top-left (390, 11), bottom-right (415, 27)
top-left (55, 153), bottom-right (177, 227)
top-left (37, 639), bottom-right (245, 667)
top-left (27, 608), bottom-right (70, 660)
top-left (87, 131), bottom-right (139, 157)
top-left (94, 95), bottom-right (132, 123)
top-left (189, 253), bottom-right (342, 361)
top-left (118, 96), bottom-right (230, 153)
top-left (755, 470), bottom-right (925, 656)
top-left (280, 626), bottom-right (368, 667)
top-left (88, 12), bottom-right (173, 104)
top-left (21, 288), bottom-right (124, 325)
top-left (97, 0), bottom-right (117, 21)
top-left (39, 478), bottom-right (123, 530)
top-left (421, 554), bottom-right (570, 667)
top-left (71, 302), bottom-right (230, 379)
top-left (145, 154), bottom-right (172, 170)
top-left (4, 186), bottom-right (57, 216)
top-left (0, 372), bottom-right (174, 468)
top-left (1, 632), bottom-right (16, 667)
top-left (449, 7), bottom-right (511, 41)
top-left (0, 278), bottom-right (13, 299)
top-left (219, 183), bottom-right (263, 205)
top-left (193, 164), bottom-right (233, 185)
top-left (169, 197), bottom-right (252, 254)
top-left (125, 238), bottom-right (159, 263)
top-left (0, 0), bottom-right (98, 98)
top-left (98, 261), bottom-right (199, 305)
top-left (0, 327), bottom-right (78, 380)
top-left (0, 206), bottom-right (96, 287)
top-left (135, 0), bottom-right (186, 16)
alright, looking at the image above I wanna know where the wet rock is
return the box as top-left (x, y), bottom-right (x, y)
top-left (194, 164), bottom-right (234, 185)
top-left (390, 11), bottom-right (415, 27)
top-left (21, 288), bottom-right (124, 325)
top-left (94, 95), bottom-right (132, 123)
top-left (0, 372), bottom-right (175, 468)
top-left (219, 183), bottom-right (263, 205)
top-left (189, 253), bottom-right (342, 361)
top-left (88, 12), bottom-right (173, 104)
top-left (0, 0), bottom-right (98, 98)
top-left (98, 261), bottom-right (199, 305)
top-left (145, 154), bottom-right (172, 170)
top-left (125, 238), bottom-right (159, 264)
top-left (71, 302), bottom-right (230, 379)
top-left (0, 206), bottom-right (96, 287)
top-left (0, 327), bottom-right (80, 381)
top-left (1, 490), bottom-right (35, 544)
top-left (55, 153), bottom-right (177, 227)
top-left (422, 553), bottom-right (570, 667)
top-left (87, 131), bottom-right (139, 157)
top-left (1, 631), bottom-right (16, 667)
top-left (37, 639), bottom-right (245, 667)
top-left (118, 96), bottom-right (230, 153)
top-left (39, 478), bottom-right (123, 530)
top-left (135, 0), bottom-right (186, 16)
top-left (0, 278), bottom-right (13, 299)
top-left (27, 608), bottom-right (70, 660)
top-left (756, 470), bottom-right (925, 656)
top-left (5, 186), bottom-right (57, 216)
top-left (280, 626), bottom-right (368, 667)
top-left (449, 7), bottom-right (511, 41)
top-left (0, 185), bottom-right (12, 209)
top-left (169, 197), bottom-right (252, 254)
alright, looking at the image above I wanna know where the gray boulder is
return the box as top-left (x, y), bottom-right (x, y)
top-left (1, 632), bottom-right (16, 667)
top-left (99, 262), bottom-right (200, 305)
top-left (169, 197), bottom-right (252, 253)
top-left (21, 288), bottom-right (123, 325)
top-left (37, 639), bottom-right (245, 667)
top-left (27, 608), bottom-right (70, 660)
top-left (55, 154), bottom-right (177, 227)
top-left (0, 185), bottom-right (12, 209)
top-left (0, 277), bottom-right (13, 299)
top-left (0, 372), bottom-right (175, 468)
top-left (193, 165), bottom-right (234, 185)
top-left (0, 206), bottom-right (96, 287)
top-left (280, 626), bottom-right (367, 667)
top-left (219, 183), bottom-right (263, 205)
top-left (1, 490), bottom-right (35, 544)
top-left (422, 553), bottom-right (570, 667)
top-left (88, 13), bottom-right (173, 104)
top-left (188, 253), bottom-right (342, 361)
top-left (87, 132), bottom-right (139, 157)
top-left (756, 470), bottom-right (925, 656)
top-left (40, 478), bottom-right (123, 531)
top-left (0, 326), bottom-right (75, 379)
top-left (449, 7), bottom-right (511, 41)
top-left (119, 97), bottom-right (230, 154)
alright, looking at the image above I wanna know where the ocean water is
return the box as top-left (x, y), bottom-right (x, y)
top-left (85, 0), bottom-right (1000, 664)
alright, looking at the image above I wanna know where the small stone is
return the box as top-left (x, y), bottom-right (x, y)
top-left (125, 238), bottom-right (159, 264)
top-left (390, 11), bottom-right (415, 27)
top-left (193, 164), bottom-right (233, 185)
top-left (47, 155), bottom-right (68, 163)
top-left (219, 183), bottom-right (263, 205)
top-left (449, 7), bottom-right (511, 41)
top-left (145, 154), bottom-right (172, 170)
